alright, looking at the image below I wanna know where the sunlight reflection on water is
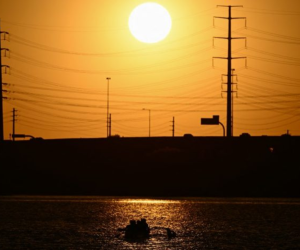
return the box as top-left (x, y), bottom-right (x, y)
top-left (116, 199), bottom-right (180, 204)
top-left (0, 196), bottom-right (299, 249)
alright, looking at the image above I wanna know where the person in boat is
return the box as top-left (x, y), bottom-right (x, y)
top-left (124, 220), bottom-right (137, 238)
top-left (142, 218), bottom-right (150, 236)
top-left (124, 218), bottom-right (150, 239)
top-left (126, 220), bottom-right (137, 231)
top-left (140, 218), bottom-right (149, 232)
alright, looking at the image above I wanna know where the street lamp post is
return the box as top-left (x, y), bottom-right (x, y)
top-left (201, 115), bottom-right (225, 137)
top-left (143, 108), bottom-right (151, 137)
top-left (106, 77), bottom-right (111, 137)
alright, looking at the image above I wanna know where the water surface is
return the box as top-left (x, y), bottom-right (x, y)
top-left (0, 196), bottom-right (299, 249)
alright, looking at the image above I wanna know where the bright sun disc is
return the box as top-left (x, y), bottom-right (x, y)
top-left (129, 2), bottom-right (172, 43)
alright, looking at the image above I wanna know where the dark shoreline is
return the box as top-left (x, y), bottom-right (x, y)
top-left (1, 136), bottom-right (299, 197)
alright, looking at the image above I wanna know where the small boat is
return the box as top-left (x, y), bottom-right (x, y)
top-left (125, 228), bottom-right (150, 240)
top-left (118, 219), bottom-right (176, 241)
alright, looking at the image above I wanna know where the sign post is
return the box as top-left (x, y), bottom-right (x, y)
top-left (201, 115), bottom-right (225, 137)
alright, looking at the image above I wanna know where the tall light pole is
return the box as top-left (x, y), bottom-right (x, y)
top-left (106, 77), bottom-right (111, 138)
top-left (143, 108), bottom-right (151, 137)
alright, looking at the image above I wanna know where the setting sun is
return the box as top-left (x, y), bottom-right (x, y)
top-left (128, 2), bottom-right (172, 43)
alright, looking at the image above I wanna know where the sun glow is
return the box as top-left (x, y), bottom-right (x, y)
top-left (128, 2), bottom-right (172, 43)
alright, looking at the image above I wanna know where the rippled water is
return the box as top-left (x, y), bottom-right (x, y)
top-left (0, 196), bottom-right (299, 249)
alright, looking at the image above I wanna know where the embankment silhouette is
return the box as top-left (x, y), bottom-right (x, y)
top-left (0, 136), bottom-right (299, 197)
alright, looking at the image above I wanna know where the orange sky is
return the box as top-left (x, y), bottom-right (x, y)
top-left (1, 0), bottom-right (300, 139)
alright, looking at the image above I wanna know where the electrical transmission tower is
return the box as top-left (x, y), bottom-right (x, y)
top-left (213, 5), bottom-right (246, 137)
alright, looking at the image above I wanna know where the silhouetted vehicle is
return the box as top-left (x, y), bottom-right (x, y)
top-left (240, 133), bottom-right (251, 137)
top-left (30, 137), bottom-right (44, 141)
top-left (109, 134), bottom-right (121, 138)
top-left (183, 133), bottom-right (193, 138)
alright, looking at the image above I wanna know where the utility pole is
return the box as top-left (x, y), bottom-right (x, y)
top-left (171, 116), bottom-right (175, 137)
top-left (109, 113), bottom-right (111, 137)
top-left (0, 22), bottom-right (4, 141)
top-left (106, 77), bottom-right (111, 138)
top-left (213, 5), bottom-right (246, 137)
top-left (142, 108), bottom-right (151, 137)
top-left (0, 21), bottom-right (2, 142)
top-left (0, 20), bottom-right (9, 142)
top-left (231, 69), bottom-right (236, 135)
top-left (221, 68), bottom-right (237, 136)
top-left (12, 108), bottom-right (17, 141)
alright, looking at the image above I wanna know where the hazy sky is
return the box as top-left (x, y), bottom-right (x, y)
top-left (1, 0), bottom-right (300, 139)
